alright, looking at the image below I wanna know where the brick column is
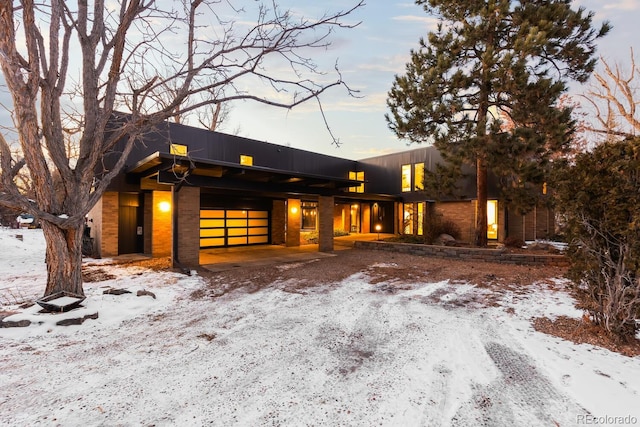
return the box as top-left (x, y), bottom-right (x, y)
top-left (152, 191), bottom-right (172, 258)
top-left (101, 192), bottom-right (119, 257)
top-left (175, 186), bottom-right (200, 267)
top-left (286, 198), bottom-right (301, 247)
top-left (318, 196), bottom-right (334, 252)
top-left (362, 203), bottom-right (371, 233)
top-left (271, 199), bottom-right (286, 245)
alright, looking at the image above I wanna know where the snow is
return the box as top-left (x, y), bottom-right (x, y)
top-left (1, 227), bottom-right (639, 426)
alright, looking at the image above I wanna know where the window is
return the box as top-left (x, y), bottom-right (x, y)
top-left (240, 155), bottom-right (253, 166)
top-left (301, 201), bottom-right (317, 230)
top-left (414, 163), bottom-right (424, 191)
top-left (417, 202), bottom-right (424, 236)
top-left (348, 171), bottom-right (364, 193)
top-left (170, 143), bottom-right (188, 156)
top-left (403, 203), bottom-right (414, 234)
top-left (487, 200), bottom-right (498, 240)
top-left (401, 164), bottom-right (411, 192)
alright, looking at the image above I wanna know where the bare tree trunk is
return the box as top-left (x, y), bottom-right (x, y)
top-left (42, 221), bottom-right (85, 296)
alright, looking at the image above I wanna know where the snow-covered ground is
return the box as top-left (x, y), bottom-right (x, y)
top-left (1, 228), bottom-right (639, 426)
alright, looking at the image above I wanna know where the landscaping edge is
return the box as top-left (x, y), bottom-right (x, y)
top-left (353, 240), bottom-right (569, 267)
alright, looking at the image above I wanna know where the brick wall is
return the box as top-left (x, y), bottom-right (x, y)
top-left (87, 196), bottom-right (103, 258)
top-left (101, 192), bottom-right (119, 257)
top-left (318, 196), bottom-right (334, 252)
top-left (271, 200), bottom-right (286, 245)
top-left (286, 198), bottom-right (301, 247)
top-left (176, 187), bottom-right (200, 267)
top-left (362, 204), bottom-right (371, 233)
top-left (152, 191), bottom-right (172, 257)
top-left (354, 240), bottom-right (568, 267)
top-left (434, 200), bottom-right (475, 243)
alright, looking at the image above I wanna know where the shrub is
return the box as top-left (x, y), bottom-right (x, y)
top-left (553, 138), bottom-right (640, 341)
top-left (503, 236), bottom-right (525, 248)
top-left (424, 216), bottom-right (462, 244)
top-left (301, 229), bottom-right (350, 244)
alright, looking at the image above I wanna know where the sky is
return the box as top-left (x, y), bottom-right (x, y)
top-left (218, 0), bottom-right (639, 160)
top-left (0, 1), bottom-right (638, 160)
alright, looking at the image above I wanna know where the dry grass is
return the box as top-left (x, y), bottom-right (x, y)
top-left (533, 316), bottom-right (640, 357)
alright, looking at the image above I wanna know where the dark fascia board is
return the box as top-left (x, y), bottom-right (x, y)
top-left (127, 151), bottom-right (362, 189)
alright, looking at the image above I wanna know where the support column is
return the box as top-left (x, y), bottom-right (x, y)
top-left (318, 196), bottom-right (334, 252)
top-left (174, 186), bottom-right (200, 268)
top-left (152, 191), bottom-right (172, 258)
top-left (286, 198), bottom-right (301, 247)
top-left (271, 199), bottom-right (286, 245)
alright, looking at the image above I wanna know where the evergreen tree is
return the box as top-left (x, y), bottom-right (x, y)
top-left (386, 0), bottom-right (609, 246)
top-left (553, 138), bottom-right (640, 340)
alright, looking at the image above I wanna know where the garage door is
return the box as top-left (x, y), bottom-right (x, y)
top-left (200, 209), bottom-right (269, 248)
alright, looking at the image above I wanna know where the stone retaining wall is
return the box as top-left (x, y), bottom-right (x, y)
top-left (353, 240), bottom-right (569, 267)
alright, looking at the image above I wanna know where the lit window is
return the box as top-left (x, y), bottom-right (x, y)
top-left (170, 143), bottom-right (188, 156)
top-left (348, 171), bottom-right (364, 193)
top-left (487, 200), bottom-right (498, 240)
top-left (301, 201), bottom-right (317, 230)
top-left (403, 203), bottom-right (414, 234)
top-left (401, 164), bottom-right (411, 192)
top-left (240, 155), bottom-right (253, 166)
top-left (414, 163), bottom-right (424, 191)
top-left (417, 202), bottom-right (424, 236)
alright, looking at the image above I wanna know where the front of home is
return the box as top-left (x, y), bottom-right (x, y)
top-left (87, 120), bottom-right (553, 267)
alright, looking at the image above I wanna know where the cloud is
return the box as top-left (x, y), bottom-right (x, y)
top-left (603, 0), bottom-right (638, 11)
top-left (392, 15), bottom-right (439, 28)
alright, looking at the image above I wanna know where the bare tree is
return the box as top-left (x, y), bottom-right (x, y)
top-left (0, 0), bottom-right (362, 297)
top-left (582, 48), bottom-right (640, 140)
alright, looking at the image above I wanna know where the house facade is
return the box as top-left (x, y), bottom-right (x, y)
top-left (88, 120), bottom-right (553, 267)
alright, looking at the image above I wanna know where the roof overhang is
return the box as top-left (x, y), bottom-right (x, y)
top-left (127, 151), bottom-right (362, 196)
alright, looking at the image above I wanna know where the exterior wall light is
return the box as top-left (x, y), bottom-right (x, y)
top-left (158, 201), bottom-right (171, 213)
top-left (290, 206), bottom-right (298, 214)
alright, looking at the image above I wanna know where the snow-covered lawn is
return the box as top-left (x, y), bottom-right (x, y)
top-left (1, 228), bottom-right (639, 426)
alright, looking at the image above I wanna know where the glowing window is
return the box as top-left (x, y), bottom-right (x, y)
top-left (401, 164), bottom-right (411, 192)
top-left (403, 203), bottom-right (414, 234)
top-left (414, 163), bottom-right (424, 191)
top-left (170, 144), bottom-right (188, 156)
top-left (301, 201), bottom-right (318, 230)
top-left (487, 200), bottom-right (498, 240)
top-left (240, 155), bottom-right (253, 166)
top-left (348, 171), bottom-right (364, 193)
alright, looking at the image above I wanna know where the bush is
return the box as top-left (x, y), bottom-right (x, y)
top-left (301, 229), bottom-right (350, 244)
top-left (424, 216), bottom-right (461, 244)
top-left (553, 138), bottom-right (640, 341)
top-left (503, 236), bottom-right (525, 248)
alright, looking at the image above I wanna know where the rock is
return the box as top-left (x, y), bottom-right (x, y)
top-left (136, 290), bottom-right (156, 299)
top-left (56, 312), bottom-right (99, 326)
top-left (434, 233), bottom-right (456, 246)
top-left (103, 288), bottom-right (131, 295)
top-left (0, 319), bottom-right (31, 328)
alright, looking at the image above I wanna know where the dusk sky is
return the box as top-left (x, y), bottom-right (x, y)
top-left (220, 0), bottom-right (638, 160)
top-left (0, 1), bottom-right (637, 160)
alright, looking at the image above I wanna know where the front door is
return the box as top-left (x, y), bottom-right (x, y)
top-left (118, 193), bottom-right (143, 254)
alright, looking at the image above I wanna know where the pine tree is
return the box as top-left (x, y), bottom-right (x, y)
top-left (386, 0), bottom-right (609, 246)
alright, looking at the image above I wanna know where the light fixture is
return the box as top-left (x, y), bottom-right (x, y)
top-left (158, 201), bottom-right (171, 213)
top-left (375, 224), bottom-right (382, 240)
top-left (291, 206), bottom-right (298, 214)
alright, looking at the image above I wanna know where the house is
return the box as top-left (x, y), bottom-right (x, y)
top-left (87, 119), bottom-right (553, 267)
